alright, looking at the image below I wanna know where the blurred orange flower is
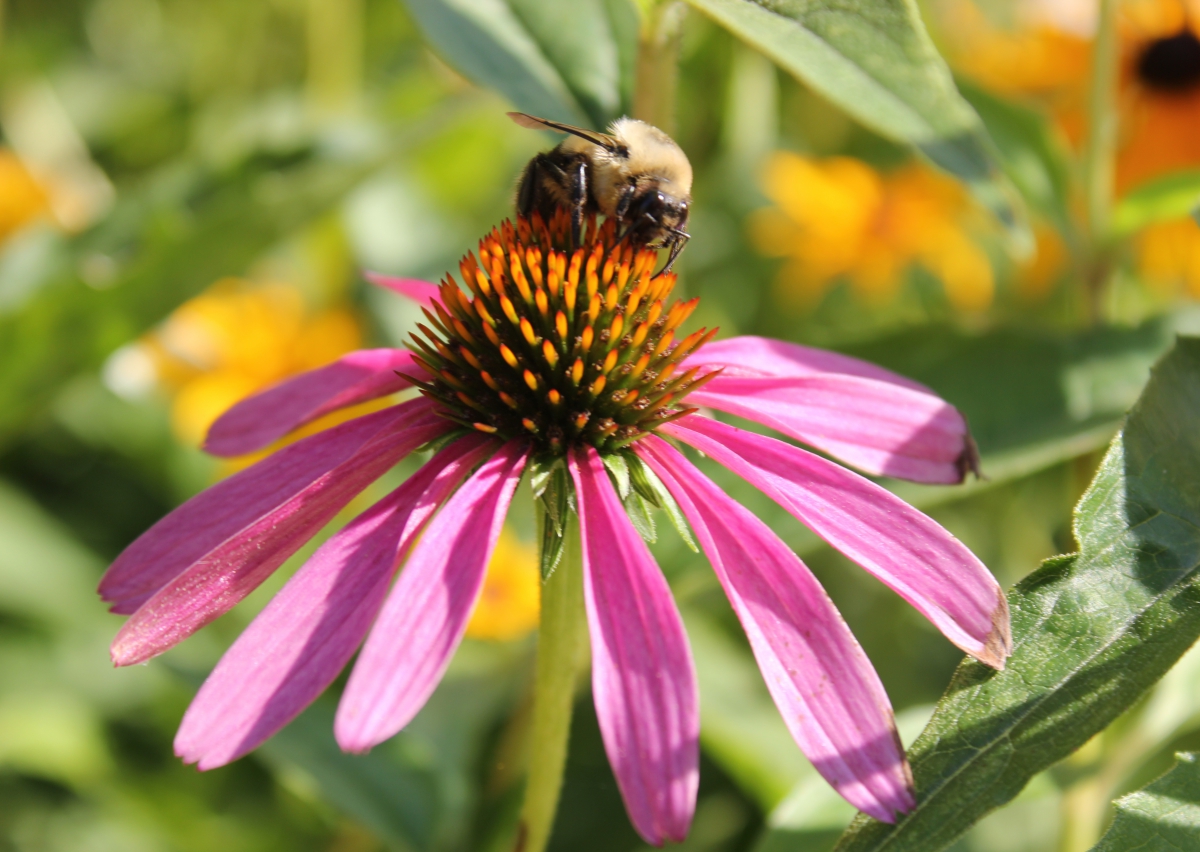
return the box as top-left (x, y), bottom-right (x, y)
top-left (750, 153), bottom-right (994, 311)
top-left (466, 528), bottom-right (540, 641)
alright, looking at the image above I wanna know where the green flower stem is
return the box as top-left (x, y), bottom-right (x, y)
top-left (517, 514), bottom-right (588, 852)
top-left (633, 1), bottom-right (685, 132)
top-left (1080, 0), bottom-right (1118, 321)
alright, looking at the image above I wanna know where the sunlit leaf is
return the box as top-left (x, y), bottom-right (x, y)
top-left (850, 316), bottom-right (1190, 512)
top-left (824, 337), bottom-right (1200, 852)
top-left (682, 0), bottom-right (1028, 245)
top-left (1091, 752), bottom-right (1200, 852)
top-left (400, 0), bottom-right (636, 127)
top-left (1114, 171), bottom-right (1200, 236)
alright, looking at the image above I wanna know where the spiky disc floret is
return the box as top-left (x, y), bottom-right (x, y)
top-left (408, 211), bottom-right (719, 454)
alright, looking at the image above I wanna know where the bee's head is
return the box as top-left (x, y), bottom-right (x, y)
top-left (626, 186), bottom-right (690, 245)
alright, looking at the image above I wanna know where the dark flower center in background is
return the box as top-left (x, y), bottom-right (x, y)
top-left (1137, 28), bottom-right (1200, 91)
top-left (408, 211), bottom-right (717, 454)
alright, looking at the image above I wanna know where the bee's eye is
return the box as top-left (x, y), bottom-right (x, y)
top-left (656, 192), bottom-right (666, 205)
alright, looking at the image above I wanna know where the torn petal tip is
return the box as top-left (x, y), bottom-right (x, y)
top-left (956, 428), bottom-right (983, 482)
top-left (976, 592), bottom-right (1013, 670)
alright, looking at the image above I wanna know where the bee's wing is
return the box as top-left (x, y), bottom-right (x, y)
top-left (507, 112), bottom-right (622, 153)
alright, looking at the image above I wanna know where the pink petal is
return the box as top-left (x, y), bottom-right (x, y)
top-left (204, 349), bottom-right (428, 457)
top-left (100, 400), bottom-right (439, 614)
top-left (363, 272), bottom-right (442, 308)
top-left (638, 437), bottom-right (915, 823)
top-left (569, 446), bottom-right (699, 845)
top-left (684, 335), bottom-right (930, 391)
top-left (664, 416), bottom-right (1010, 669)
top-left (688, 375), bottom-right (975, 484)
top-left (174, 435), bottom-right (492, 769)
top-left (110, 404), bottom-right (449, 666)
top-left (334, 440), bottom-right (527, 752)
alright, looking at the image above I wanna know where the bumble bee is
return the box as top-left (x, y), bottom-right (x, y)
top-left (508, 112), bottom-right (693, 271)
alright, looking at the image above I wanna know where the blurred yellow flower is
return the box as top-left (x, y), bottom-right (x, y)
top-left (750, 153), bottom-right (994, 311)
top-left (0, 149), bottom-right (51, 243)
top-left (466, 528), bottom-right (540, 641)
top-left (133, 278), bottom-right (363, 447)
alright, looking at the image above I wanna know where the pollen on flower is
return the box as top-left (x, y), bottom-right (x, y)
top-left (407, 211), bottom-right (719, 454)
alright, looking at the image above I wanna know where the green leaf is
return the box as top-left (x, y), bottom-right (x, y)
top-left (826, 337), bottom-right (1200, 852)
top-left (845, 316), bottom-right (1188, 513)
top-left (257, 697), bottom-right (439, 852)
top-left (400, 0), bottom-right (636, 128)
top-left (958, 78), bottom-right (1073, 234)
top-left (1091, 752), bottom-right (1200, 852)
top-left (683, 0), bottom-right (1027, 243)
top-left (1113, 171), bottom-right (1200, 236)
top-left (0, 128), bottom-right (434, 448)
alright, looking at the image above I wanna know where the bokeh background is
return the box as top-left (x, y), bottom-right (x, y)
top-left (4, 0), bottom-right (1200, 850)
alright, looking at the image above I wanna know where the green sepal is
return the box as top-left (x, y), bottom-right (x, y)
top-left (601, 452), bottom-right (632, 498)
top-left (537, 504), bottom-right (573, 582)
top-left (530, 456), bottom-right (573, 581)
top-left (623, 492), bottom-right (657, 544)
top-left (414, 428), bottom-right (471, 456)
top-left (623, 450), bottom-right (699, 553)
top-left (529, 457), bottom-right (570, 535)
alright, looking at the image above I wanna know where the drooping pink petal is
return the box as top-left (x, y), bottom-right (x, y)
top-left (638, 437), bottom-right (915, 823)
top-left (664, 416), bottom-right (1010, 669)
top-left (334, 440), bottom-right (527, 752)
top-left (569, 446), bottom-right (699, 845)
top-left (688, 375), bottom-right (973, 484)
top-left (363, 272), bottom-right (442, 308)
top-left (174, 435), bottom-right (492, 769)
top-left (204, 349), bottom-right (429, 457)
top-left (684, 335), bottom-right (930, 391)
top-left (100, 400), bottom-right (439, 614)
top-left (111, 404), bottom-right (449, 666)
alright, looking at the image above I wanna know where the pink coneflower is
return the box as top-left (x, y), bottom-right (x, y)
top-left (100, 212), bottom-right (1010, 844)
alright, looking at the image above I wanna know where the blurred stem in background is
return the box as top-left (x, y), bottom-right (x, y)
top-left (306, 0), bottom-right (363, 115)
top-left (633, 0), bottom-right (685, 132)
top-left (1081, 0), bottom-right (1119, 322)
top-left (518, 517), bottom-right (587, 852)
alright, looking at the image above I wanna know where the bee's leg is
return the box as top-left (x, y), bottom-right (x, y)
top-left (615, 187), bottom-right (650, 244)
top-left (614, 184), bottom-right (637, 240)
top-left (661, 230), bottom-right (690, 273)
top-left (567, 158), bottom-right (588, 249)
